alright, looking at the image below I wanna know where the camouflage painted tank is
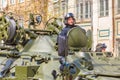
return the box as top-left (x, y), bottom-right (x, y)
top-left (0, 12), bottom-right (119, 80)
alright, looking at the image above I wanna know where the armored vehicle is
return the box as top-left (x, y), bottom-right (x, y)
top-left (0, 12), bottom-right (119, 80)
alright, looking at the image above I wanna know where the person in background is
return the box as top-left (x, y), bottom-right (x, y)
top-left (95, 43), bottom-right (107, 52)
top-left (101, 43), bottom-right (107, 52)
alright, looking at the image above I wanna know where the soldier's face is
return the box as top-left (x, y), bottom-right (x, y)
top-left (67, 17), bottom-right (74, 25)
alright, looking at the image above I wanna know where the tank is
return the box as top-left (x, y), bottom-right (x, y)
top-left (0, 12), bottom-right (119, 80)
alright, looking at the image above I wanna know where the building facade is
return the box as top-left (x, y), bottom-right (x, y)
top-left (49, 0), bottom-right (92, 31)
top-left (50, 0), bottom-right (93, 48)
top-left (50, 0), bottom-right (120, 56)
top-left (92, 0), bottom-right (113, 53)
top-left (48, 0), bottom-right (68, 18)
top-left (93, 0), bottom-right (120, 57)
top-left (114, 0), bottom-right (120, 57)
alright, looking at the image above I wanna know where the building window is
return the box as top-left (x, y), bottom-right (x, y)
top-left (76, 0), bottom-right (91, 20)
top-left (53, 0), bottom-right (68, 17)
top-left (76, 0), bottom-right (83, 20)
top-left (53, 2), bottom-right (59, 17)
top-left (100, 0), bottom-right (109, 17)
top-left (117, 0), bottom-right (120, 14)
top-left (85, 1), bottom-right (89, 18)
top-left (10, 0), bottom-right (15, 5)
top-left (85, 1), bottom-right (91, 19)
top-left (2, 0), bottom-right (7, 8)
top-left (53, 0), bottom-right (58, 2)
top-left (80, 3), bottom-right (83, 19)
top-left (61, 0), bottom-right (68, 16)
top-left (19, 0), bottom-right (24, 3)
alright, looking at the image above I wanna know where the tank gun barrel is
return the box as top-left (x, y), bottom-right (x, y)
top-left (0, 50), bottom-right (20, 57)
top-left (45, 18), bottom-right (63, 34)
top-left (24, 29), bottom-right (38, 39)
top-left (81, 71), bottom-right (120, 78)
top-left (0, 45), bottom-right (15, 50)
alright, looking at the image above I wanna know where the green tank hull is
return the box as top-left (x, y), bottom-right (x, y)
top-left (0, 13), bottom-right (120, 80)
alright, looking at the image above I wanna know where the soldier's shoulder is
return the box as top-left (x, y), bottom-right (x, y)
top-left (62, 26), bottom-right (70, 31)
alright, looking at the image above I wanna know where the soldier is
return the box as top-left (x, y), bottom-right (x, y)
top-left (57, 13), bottom-right (85, 57)
top-left (57, 13), bottom-right (76, 57)
top-left (57, 13), bottom-right (86, 79)
top-left (95, 43), bottom-right (107, 52)
top-left (57, 13), bottom-right (77, 79)
top-left (101, 43), bottom-right (107, 52)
